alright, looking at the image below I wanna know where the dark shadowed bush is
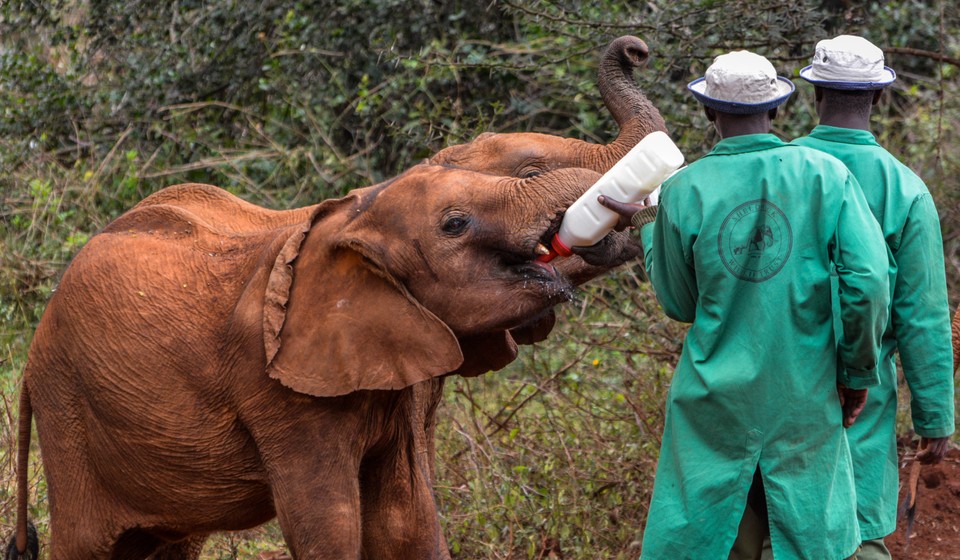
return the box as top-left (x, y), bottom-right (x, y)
top-left (2, 1), bottom-right (957, 557)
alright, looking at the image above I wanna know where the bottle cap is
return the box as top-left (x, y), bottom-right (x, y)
top-left (550, 233), bottom-right (574, 257)
top-left (536, 250), bottom-right (557, 263)
top-left (535, 233), bottom-right (574, 263)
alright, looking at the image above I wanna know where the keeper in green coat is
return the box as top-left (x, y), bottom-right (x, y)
top-left (792, 35), bottom-right (956, 560)
top-left (573, 50), bottom-right (890, 559)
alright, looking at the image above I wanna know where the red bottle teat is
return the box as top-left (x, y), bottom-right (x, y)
top-left (536, 233), bottom-right (574, 263)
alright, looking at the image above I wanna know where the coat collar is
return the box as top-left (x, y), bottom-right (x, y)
top-left (704, 133), bottom-right (790, 157)
top-left (806, 125), bottom-right (880, 147)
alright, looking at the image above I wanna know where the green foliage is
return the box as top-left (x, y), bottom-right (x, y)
top-left (1, 0), bottom-right (958, 558)
top-left (436, 277), bottom-right (685, 558)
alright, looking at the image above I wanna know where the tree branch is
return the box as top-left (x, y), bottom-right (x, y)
top-left (884, 46), bottom-right (960, 68)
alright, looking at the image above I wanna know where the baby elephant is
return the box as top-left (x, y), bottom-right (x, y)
top-left (7, 164), bottom-right (603, 559)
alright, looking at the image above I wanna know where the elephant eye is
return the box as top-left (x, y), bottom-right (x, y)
top-left (521, 170), bottom-right (542, 179)
top-left (441, 214), bottom-right (470, 236)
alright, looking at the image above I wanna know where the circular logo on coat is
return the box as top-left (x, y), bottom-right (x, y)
top-left (718, 199), bottom-right (792, 283)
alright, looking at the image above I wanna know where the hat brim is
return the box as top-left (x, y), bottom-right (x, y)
top-left (687, 77), bottom-right (795, 114)
top-left (798, 65), bottom-right (896, 90)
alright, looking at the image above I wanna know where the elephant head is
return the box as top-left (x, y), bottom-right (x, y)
top-left (428, 34), bottom-right (666, 324)
top-left (429, 35), bottom-right (667, 177)
top-left (259, 165), bottom-right (602, 396)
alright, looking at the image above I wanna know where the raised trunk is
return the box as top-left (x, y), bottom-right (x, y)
top-left (594, 35), bottom-right (669, 169)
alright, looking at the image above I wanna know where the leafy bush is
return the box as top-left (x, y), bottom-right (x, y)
top-left (1, 1), bottom-right (957, 558)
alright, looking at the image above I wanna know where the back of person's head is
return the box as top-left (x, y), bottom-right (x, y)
top-left (800, 35), bottom-right (896, 91)
top-left (688, 50), bottom-right (794, 115)
top-left (818, 88), bottom-right (875, 118)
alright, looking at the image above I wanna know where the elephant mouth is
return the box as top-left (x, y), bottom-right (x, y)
top-left (496, 229), bottom-right (574, 300)
top-left (503, 259), bottom-right (574, 303)
top-left (478, 211), bottom-right (575, 297)
top-left (508, 259), bottom-right (559, 281)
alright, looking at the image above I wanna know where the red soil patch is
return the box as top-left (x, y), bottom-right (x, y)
top-left (887, 445), bottom-right (960, 559)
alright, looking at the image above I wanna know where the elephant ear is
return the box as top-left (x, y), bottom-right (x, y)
top-left (262, 213), bottom-right (464, 397)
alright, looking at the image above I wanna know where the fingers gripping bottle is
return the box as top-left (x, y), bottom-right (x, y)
top-left (538, 130), bottom-right (685, 262)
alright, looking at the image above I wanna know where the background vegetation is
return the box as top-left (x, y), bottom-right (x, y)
top-left (1, 0), bottom-right (957, 558)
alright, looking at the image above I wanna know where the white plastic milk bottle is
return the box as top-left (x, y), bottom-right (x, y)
top-left (539, 130), bottom-right (684, 262)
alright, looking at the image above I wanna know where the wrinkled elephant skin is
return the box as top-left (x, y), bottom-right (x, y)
top-left (13, 165), bottom-right (602, 559)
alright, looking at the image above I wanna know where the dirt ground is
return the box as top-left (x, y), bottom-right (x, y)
top-left (887, 444), bottom-right (960, 559)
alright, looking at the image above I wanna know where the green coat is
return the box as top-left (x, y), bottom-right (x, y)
top-left (793, 125), bottom-right (956, 540)
top-left (637, 134), bottom-right (890, 560)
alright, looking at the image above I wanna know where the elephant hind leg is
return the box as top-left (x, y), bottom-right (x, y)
top-left (110, 529), bottom-right (164, 559)
top-left (110, 529), bottom-right (206, 560)
top-left (146, 536), bottom-right (207, 560)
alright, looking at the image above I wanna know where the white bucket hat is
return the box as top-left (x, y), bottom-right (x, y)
top-left (688, 50), bottom-right (795, 114)
top-left (799, 35), bottom-right (896, 90)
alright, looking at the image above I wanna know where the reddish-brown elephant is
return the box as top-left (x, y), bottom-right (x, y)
top-left (421, 34), bottom-right (668, 559)
top-left (429, 34), bottom-right (666, 356)
top-left (9, 165), bottom-right (611, 559)
top-left (8, 34), bottom-right (668, 560)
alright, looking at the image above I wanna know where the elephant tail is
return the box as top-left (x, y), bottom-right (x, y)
top-left (5, 385), bottom-right (39, 560)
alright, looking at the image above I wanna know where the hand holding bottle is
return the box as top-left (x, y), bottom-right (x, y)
top-left (570, 194), bottom-right (654, 268)
top-left (537, 131), bottom-right (684, 263)
top-left (595, 190), bottom-right (658, 230)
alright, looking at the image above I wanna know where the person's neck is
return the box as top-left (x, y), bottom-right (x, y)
top-left (720, 128), bottom-right (769, 139)
top-left (817, 110), bottom-right (871, 131)
top-left (717, 119), bottom-right (770, 139)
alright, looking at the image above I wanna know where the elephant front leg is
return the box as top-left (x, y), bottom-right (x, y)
top-left (269, 460), bottom-right (363, 559)
top-left (359, 452), bottom-right (444, 560)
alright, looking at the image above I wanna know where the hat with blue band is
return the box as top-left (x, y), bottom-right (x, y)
top-left (687, 50), bottom-right (795, 114)
top-left (799, 35), bottom-right (896, 90)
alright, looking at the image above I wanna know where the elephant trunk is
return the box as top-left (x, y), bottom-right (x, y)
top-left (595, 35), bottom-right (669, 170)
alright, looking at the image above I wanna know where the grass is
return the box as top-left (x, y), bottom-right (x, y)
top-left (0, 150), bottom-right (684, 558)
top-left (0, 140), bottom-right (956, 559)
top-left (433, 285), bottom-right (682, 559)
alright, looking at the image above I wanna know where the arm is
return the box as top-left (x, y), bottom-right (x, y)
top-left (890, 193), bottom-right (955, 459)
top-left (640, 195), bottom-right (698, 323)
top-left (833, 173), bottom-right (890, 390)
top-left (589, 188), bottom-right (697, 322)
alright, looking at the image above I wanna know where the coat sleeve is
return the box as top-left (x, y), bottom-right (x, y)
top-left (833, 172), bottom-right (890, 389)
top-left (640, 193), bottom-right (698, 323)
top-left (890, 193), bottom-right (955, 438)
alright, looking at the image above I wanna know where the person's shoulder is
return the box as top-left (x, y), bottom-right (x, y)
top-left (785, 143), bottom-right (851, 174)
top-left (659, 160), bottom-right (707, 206)
top-left (662, 160), bottom-right (699, 187)
top-left (790, 134), bottom-right (815, 147)
top-left (786, 141), bottom-right (833, 158)
top-left (875, 146), bottom-right (929, 189)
